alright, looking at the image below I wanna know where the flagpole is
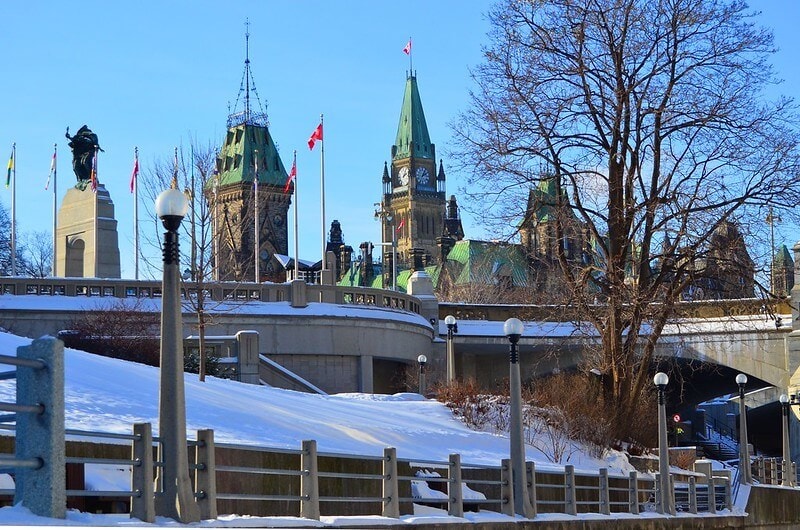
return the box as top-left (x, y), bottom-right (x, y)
top-left (293, 150), bottom-right (299, 280)
top-left (254, 149), bottom-right (260, 283)
top-left (10, 143), bottom-right (16, 276)
top-left (52, 144), bottom-right (57, 277)
top-left (319, 113), bottom-right (326, 273)
top-left (93, 146), bottom-right (99, 277)
top-left (213, 171), bottom-right (219, 282)
top-left (134, 147), bottom-right (140, 280)
top-left (408, 36), bottom-right (413, 73)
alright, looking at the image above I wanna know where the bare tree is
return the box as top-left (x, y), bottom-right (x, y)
top-left (22, 230), bottom-right (52, 278)
top-left (453, 0), bottom-right (800, 435)
top-left (140, 142), bottom-right (228, 382)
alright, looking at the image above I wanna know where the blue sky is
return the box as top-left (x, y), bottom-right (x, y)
top-left (0, 1), bottom-right (797, 279)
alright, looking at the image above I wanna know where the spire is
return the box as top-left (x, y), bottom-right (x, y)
top-left (392, 74), bottom-right (434, 161)
top-left (228, 19), bottom-right (268, 128)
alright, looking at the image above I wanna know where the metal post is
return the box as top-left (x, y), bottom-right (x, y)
top-left (526, 461), bottom-right (537, 517)
top-left (689, 476), bottom-right (697, 514)
top-left (781, 394), bottom-right (792, 486)
top-left (417, 355), bottom-right (427, 396)
top-left (737, 374), bottom-right (751, 484)
top-left (654, 372), bottom-right (674, 515)
top-left (154, 187), bottom-right (200, 523)
top-left (505, 317), bottom-right (532, 517)
top-left (445, 315), bottom-right (457, 383)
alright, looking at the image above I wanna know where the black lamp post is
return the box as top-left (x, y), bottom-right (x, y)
top-left (504, 317), bottom-right (533, 517)
top-left (780, 394), bottom-right (792, 486)
top-left (417, 354), bottom-right (427, 397)
top-left (154, 184), bottom-right (199, 523)
top-left (444, 315), bottom-right (457, 383)
top-left (736, 373), bottom-right (751, 484)
top-left (653, 372), bottom-right (673, 515)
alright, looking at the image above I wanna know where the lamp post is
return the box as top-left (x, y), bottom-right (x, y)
top-left (736, 373), bottom-right (751, 484)
top-left (504, 317), bottom-right (533, 518)
top-left (154, 184), bottom-right (200, 523)
top-left (444, 315), bottom-right (458, 383)
top-left (780, 394), bottom-right (792, 486)
top-left (653, 372), bottom-right (673, 515)
top-left (417, 354), bottom-right (427, 396)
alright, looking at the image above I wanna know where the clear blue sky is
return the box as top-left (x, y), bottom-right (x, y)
top-left (0, 1), bottom-right (797, 279)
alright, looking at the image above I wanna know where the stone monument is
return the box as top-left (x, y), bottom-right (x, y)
top-left (55, 125), bottom-right (121, 278)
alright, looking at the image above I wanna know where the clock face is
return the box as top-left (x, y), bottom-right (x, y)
top-left (398, 166), bottom-right (410, 187)
top-left (415, 167), bottom-right (430, 186)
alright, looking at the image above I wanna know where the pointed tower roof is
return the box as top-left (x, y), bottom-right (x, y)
top-left (392, 75), bottom-right (435, 161)
top-left (215, 22), bottom-right (287, 188)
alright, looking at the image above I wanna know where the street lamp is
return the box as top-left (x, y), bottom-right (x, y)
top-left (504, 317), bottom-right (533, 518)
top-left (780, 394), bottom-right (792, 487)
top-left (154, 185), bottom-right (200, 523)
top-left (736, 373), bottom-right (751, 484)
top-left (653, 372), bottom-right (673, 515)
top-left (444, 315), bottom-right (458, 383)
top-left (417, 354), bottom-right (427, 396)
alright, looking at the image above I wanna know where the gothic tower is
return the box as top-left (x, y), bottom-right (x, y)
top-left (381, 74), bottom-right (447, 271)
top-left (208, 26), bottom-right (290, 283)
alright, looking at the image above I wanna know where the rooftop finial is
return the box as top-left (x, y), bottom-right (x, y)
top-left (228, 19), bottom-right (268, 128)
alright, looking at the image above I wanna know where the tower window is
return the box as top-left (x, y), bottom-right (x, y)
top-left (235, 128), bottom-right (244, 143)
top-left (234, 154), bottom-right (242, 169)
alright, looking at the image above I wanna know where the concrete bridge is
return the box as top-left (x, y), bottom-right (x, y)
top-left (0, 274), bottom-right (798, 458)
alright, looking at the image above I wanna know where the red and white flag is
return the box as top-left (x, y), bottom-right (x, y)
top-left (396, 217), bottom-right (405, 232)
top-left (403, 38), bottom-right (412, 55)
top-left (308, 123), bottom-right (323, 150)
top-left (90, 149), bottom-right (98, 192)
top-left (284, 156), bottom-right (296, 194)
top-left (45, 147), bottom-right (56, 190)
top-left (129, 148), bottom-right (139, 193)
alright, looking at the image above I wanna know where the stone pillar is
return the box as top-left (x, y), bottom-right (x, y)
top-left (235, 330), bottom-right (260, 384)
top-left (56, 184), bottom-right (121, 278)
top-left (407, 270), bottom-right (439, 330)
top-left (359, 355), bottom-right (374, 393)
top-left (785, 242), bottom-right (800, 463)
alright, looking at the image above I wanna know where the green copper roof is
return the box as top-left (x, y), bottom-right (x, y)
top-left (215, 123), bottom-right (288, 188)
top-left (393, 75), bottom-right (435, 161)
top-left (775, 244), bottom-right (794, 266)
top-left (445, 240), bottom-right (529, 287)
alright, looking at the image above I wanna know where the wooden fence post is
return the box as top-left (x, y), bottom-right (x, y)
top-left (501, 459), bottom-right (514, 516)
top-left (448, 453), bottom-right (463, 518)
top-left (300, 440), bottom-right (320, 520)
top-left (382, 447), bottom-right (399, 518)
top-left (195, 429), bottom-right (217, 520)
top-left (131, 423), bottom-right (154, 523)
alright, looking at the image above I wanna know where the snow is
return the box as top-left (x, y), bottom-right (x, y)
top-left (0, 330), bottom-right (744, 527)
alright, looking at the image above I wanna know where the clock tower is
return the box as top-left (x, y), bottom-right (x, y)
top-left (381, 74), bottom-right (447, 273)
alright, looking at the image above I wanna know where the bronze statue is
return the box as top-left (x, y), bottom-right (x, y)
top-left (65, 125), bottom-right (103, 184)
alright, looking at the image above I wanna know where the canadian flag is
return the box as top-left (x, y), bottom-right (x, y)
top-left (403, 39), bottom-right (412, 55)
top-left (284, 158), bottom-right (296, 194)
top-left (308, 123), bottom-right (323, 150)
top-left (396, 217), bottom-right (405, 232)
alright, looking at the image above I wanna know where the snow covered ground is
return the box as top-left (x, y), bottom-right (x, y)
top-left (0, 331), bottom-right (736, 527)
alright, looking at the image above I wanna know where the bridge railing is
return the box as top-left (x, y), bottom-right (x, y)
top-left (0, 277), bottom-right (422, 316)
